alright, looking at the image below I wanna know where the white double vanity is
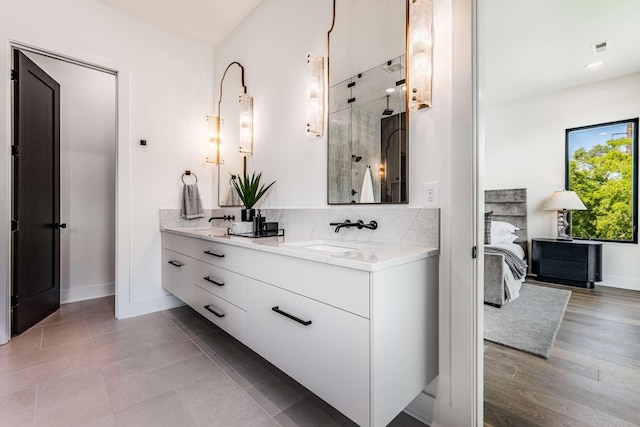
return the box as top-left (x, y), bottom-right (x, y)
top-left (160, 214), bottom-right (438, 427)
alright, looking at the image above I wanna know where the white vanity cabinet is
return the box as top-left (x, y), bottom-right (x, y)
top-left (162, 233), bottom-right (248, 343)
top-left (247, 277), bottom-right (370, 425)
top-left (161, 230), bottom-right (438, 427)
top-left (245, 250), bottom-right (438, 427)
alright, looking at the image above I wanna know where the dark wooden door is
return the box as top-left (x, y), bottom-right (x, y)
top-left (12, 50), bottom-right (61, 335)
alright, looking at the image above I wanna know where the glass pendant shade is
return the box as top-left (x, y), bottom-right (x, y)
top-left (306, 52), bottom-right (324, 137)
top-left (408, 0), bottom-right (433, 110)
top-left (238, 94), bottom-right (253, 156)
top-left (206, 115), bottom-right (223, 165)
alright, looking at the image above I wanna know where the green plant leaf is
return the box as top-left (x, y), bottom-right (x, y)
top-left (230, 171), bottom-right (275, 209)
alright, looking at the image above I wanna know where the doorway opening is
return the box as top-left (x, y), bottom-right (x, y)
top-left (11, 45), bottom-right (117, 335)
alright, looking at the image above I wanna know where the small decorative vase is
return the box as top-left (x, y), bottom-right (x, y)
top-left (241, 208), bottom-right (255, 222)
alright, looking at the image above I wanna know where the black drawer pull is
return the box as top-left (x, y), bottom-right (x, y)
top-left (204, 250), bottom-right (225, 258)
top-left (168, 261), bottom-right (183, 267)
top-left (204, 305), bottom-right (225, 318)
top-left (272, 306), bottom-right (312, 326)
top-left (203, 276), bottom-right (224, 287)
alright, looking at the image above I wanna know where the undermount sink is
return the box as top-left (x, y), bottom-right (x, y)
top-left (190, 228), bottom-right (227, 238)
top-left (285, 240), bottom-right (368, 253)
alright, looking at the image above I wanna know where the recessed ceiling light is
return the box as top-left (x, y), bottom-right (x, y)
top-left (386, 88), bottom-right (396, 93)
top-left (600, 132), bottom-right (607, 135)
top-left (585, 61), bottom-right (603, 69)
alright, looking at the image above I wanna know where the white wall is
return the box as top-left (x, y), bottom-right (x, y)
top-left (0, 0), bottom-right (216, 342)
top-left (330, 0), bottom-right (405, 84)
top-left (213, 0), bottom-right (477, 425)
top-left (485, 72), bottom-right (640, 291)
top-left (213, 0), bottom-right (452, 210)
top-left (24, 52), bottom-right (117, 303)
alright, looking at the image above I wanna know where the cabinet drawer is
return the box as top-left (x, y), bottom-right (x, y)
top-left (245, 250), bottom-right (370, 318)
top-left (541, 242), bottom-right (586, 260)
top-left (247, 279), bottom-right (369, 426)
top-left (191, 284), bottom-right (247, 344)
top-left (193, 261), bottom-right (247, 310)
top-left (162, 232), bottom-right (246, 273)
top-left (161, 249), bottom-right (195, 303)
top-left (540, 259), bottom-right (587, 281)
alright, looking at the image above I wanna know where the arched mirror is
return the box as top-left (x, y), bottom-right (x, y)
top-left (327, 0), bottom-right (408, 204)
top-left (217, 63), bottom-right (249, 207)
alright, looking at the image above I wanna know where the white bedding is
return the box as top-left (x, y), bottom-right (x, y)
top-left (486, 242), bottom-right (526, 302)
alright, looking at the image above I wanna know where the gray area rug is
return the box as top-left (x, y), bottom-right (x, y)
top-left (484, 283), bottom-right (571, 358)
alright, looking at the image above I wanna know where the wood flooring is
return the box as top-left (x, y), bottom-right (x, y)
top-left (484, 279), bottom-right (640, 427)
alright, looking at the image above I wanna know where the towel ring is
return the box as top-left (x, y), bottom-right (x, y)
top-left (182, 171), bottom-right (198, 184)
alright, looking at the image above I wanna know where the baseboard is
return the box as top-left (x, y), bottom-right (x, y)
top-left (600, 274), bottom-right (640, 291)
top-left (117, 294), bottom-right (185, 319)
top-left (530, 273), bottom-right (640, 292)
top-left (61, 283), bottom-right (115, 304)
top-left (404, 390), bottom-right (436, 426)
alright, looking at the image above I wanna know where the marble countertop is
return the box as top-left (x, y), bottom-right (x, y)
top-left (160, 226), bottom-right (439, 272)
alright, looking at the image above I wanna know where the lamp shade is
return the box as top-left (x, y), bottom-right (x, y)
top-left (543, 190), bottom-right (587, 210)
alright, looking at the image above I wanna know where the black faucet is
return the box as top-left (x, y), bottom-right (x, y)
top-left (208, 215), bottom-right (235, 222)
top-left (329, 219), bottom-right (378, 233)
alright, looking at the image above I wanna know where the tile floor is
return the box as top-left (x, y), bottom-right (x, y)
top-left (0, 297), bottom-right (427, 427)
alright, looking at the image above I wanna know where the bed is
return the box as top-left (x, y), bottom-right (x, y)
top-left (484, 188), bottom-right (528, 307)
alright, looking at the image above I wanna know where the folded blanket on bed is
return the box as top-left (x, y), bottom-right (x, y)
top-left (485, 246), bottom-right (528, 280)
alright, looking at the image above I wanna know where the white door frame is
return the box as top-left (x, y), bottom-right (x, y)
top-left (1, 40), bottom-right (131, 343)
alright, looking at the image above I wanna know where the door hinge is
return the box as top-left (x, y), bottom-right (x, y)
top-left (11, 145), bottom-right (19, 156)
top-left (10, 69), bottom-right (17, 81)
top-left (472, 246), bottom-right (477, 259)
top-left (11, 220), bottom-right (19, 232)
top-left (11, 295), bottom-right (18, 308)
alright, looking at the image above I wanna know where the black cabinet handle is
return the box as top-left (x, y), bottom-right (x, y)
top-left (54, 223), bottom-right (67, 229)
top-left (203, 276), bottom-right (224, 287)
top-left (204, 250), bottom-right (225, 258)
top-left (204, 305), bottom-right (225, 318)
top-left (168, 261), bottom-right (183, 267)
top-left (272, 306), bottom-right (312, 326)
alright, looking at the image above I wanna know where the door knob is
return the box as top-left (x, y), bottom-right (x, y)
top-left (54, 223), bottom-right (67, 229)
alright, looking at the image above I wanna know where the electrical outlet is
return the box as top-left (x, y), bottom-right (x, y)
top-left (423, 181), bottom-right (439, 208)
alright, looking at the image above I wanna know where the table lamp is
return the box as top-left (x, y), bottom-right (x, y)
top-left (543, 190), bottom-right (587, 240)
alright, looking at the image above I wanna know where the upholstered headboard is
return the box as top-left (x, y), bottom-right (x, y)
top-left (485, 188), bottom-right (528, 256)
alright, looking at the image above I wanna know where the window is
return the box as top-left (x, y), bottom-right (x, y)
top-left (566, 118), bottom-right (638, 243)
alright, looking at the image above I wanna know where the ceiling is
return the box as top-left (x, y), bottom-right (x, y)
top-left (98, 0), bottom-right (640, 106)
top-left (97, 0), bottom-right (264, 46)
top-left (480, 0), bottom-right (640, 105)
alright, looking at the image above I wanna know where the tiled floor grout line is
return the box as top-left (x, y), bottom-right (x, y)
top-left (87, 318), bottom-right (96, 347)
top-left (98, 369), bottom-right (116, 420)
top-left (162, 311), bottom-right (285, 427)
top-left (31, 384), bottom-right (39, 427)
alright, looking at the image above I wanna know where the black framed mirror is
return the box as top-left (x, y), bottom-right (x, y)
top-left (217, 62), bottom-right (248, 207)
top-left (327, 0), bottom-right (408, 204)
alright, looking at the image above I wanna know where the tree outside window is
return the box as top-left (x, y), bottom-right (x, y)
top-left (566, 118), bottom-right (638, 243)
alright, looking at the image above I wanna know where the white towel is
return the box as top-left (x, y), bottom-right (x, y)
top-left (182, 183), bottom-right (204, 219)
top-left (225, 184), bottom-right (241, 206)
top-left (360, 167), bottom-right (375, 203)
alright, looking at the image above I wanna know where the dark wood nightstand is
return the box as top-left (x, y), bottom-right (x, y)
top-left (531, 238), bottom-right (603, 288)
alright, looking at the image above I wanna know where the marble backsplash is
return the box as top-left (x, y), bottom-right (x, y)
top-left (160, 207), bottom-right (440, 248)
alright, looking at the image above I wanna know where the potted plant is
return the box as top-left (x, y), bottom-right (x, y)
top-left (230, 171), bottom-right (276, 222)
